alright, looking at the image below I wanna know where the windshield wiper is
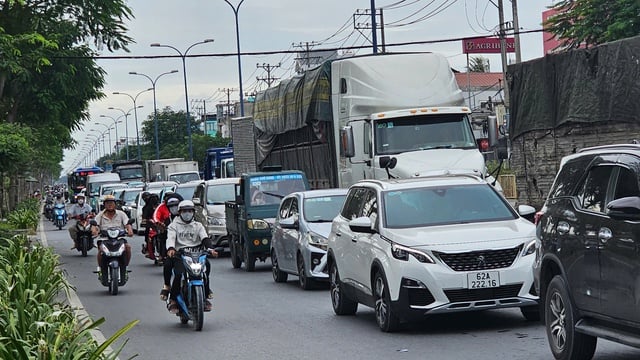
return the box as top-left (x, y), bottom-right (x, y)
top-left (420, 145), bottom-right (454, 150)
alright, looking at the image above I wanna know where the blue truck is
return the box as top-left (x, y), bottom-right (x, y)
top-left (203, 146), bottom-right (234, 180)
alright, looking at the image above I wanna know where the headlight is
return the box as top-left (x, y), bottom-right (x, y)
top-left (247, 219), bottom-right (270, 230)
top-left (208, 217), bottom-right (225, 226)
top-left (522, 239), bottom-right (537, 256)
top-left (391, 243), bottom-right (434, 263)
top-left (184, 256), bottom-right (203, 275)
top-left (107, 229), bottom-right (120, 238)
top-left (305, 232), bottom-right (327, 251)
top-left (101, 243), bottom-right (125, 257)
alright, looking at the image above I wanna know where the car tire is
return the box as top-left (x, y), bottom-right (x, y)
top-left (545, 275), bottom-right (596, 360)
top-left (271, 250), bottom-right (288, 283)
top-left (374, 271), bottom-right (400, 332)
top-left (297, 253), bottom-right (315, 290)
top-left (329, 261), bottom-right (357, 315)
top-left (521, 305), bottom-right (541, 322)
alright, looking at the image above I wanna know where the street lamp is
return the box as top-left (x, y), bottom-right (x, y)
top-left (129, 70), bottom-right (179, 159)
top-left (93, 123), bottom-right (113, 155)
top-left (150, 39), bottom-right (215, 160)
top-left (108, 106), bottom-right (143, 161)
top-left (223, 0), bottom-right (246, 117)
top-left (91, 129), bottom-right (108, 158)
top-left (113, 88), bottom-right (153, 160)
top-left (100, 114), bottom-right (122, 159)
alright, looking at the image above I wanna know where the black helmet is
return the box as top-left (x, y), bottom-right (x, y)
top-left (141, 191), bottom-right (150, 201)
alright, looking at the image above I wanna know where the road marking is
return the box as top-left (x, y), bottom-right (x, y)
top-left (38, 216), bottom-right (119, 360)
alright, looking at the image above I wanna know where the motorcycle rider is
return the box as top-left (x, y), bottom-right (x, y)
top-left (151, 192), bottom-right (182, 263)
top-left (67, 193), bottom-right (94, 249)
top-left (141, 192), bottom-right (159, 258)
top-left (165, 200), bottom-right (218, 314)
top-left (93, 195), bottom-right (133, 269)
top-left (158, 196), bottom-right (182, 299)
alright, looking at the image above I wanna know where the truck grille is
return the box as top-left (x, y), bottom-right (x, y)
top-left (435, 246), bottom-right (521, 272)
top-left (444, 283), bottom-right (522, 302)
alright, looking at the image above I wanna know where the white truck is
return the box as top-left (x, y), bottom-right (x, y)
top-left (144, 158), bottom-right (184, 182)
top-left (158, 161), bottom-right (200, 183)
top-left (233, 52), bottom-right (500, 189)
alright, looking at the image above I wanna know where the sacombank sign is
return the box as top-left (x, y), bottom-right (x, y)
top-left (462, 37), bottom-right (515, 54)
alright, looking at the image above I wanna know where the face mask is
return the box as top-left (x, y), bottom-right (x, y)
top-left (77, 199), bottom-right (84, 205)
top-left (180, 211), bottom-right (194, 223)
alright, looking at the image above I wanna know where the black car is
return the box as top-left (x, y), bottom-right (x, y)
top-left (534, 143), bottom-right (640, 360)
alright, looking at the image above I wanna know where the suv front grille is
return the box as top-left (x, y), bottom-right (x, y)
top-left (435, 246), bottom-right (521, 272)
top-left (444, 283), bottom-right (522, 302)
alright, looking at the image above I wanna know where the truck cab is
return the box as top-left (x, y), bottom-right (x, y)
top-left (204, 146), bottom-right (234, 180)
top-left (225, 170), bottom-right (310, 271)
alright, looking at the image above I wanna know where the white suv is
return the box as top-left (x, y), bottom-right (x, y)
top-left (327, 175), bottom-right (539, 332)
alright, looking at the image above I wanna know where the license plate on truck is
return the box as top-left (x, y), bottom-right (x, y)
top-left (467, 271), bottom-right (499, 289)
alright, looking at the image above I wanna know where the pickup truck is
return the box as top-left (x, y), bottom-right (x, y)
top-left (225, 170), bottom-right (310, 271)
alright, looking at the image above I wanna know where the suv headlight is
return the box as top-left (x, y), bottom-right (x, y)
top-left (305, 232), bottom-right (327, 251)
top-left (208, 216), bottom-right (225, 226)
top-left (247, 219), bottom-right (270, 230)
top-left (391, 243), bottom-right (434, 263)
top-left (522, 239), bottom-right (537, 256)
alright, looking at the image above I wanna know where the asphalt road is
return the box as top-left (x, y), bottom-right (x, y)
top-left (39, 216), bottom-right (640, 360)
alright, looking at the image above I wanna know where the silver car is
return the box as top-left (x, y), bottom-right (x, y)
top-left (271, 188), bottom-right (348, 290)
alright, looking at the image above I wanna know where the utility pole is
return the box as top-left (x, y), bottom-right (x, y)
top-left (511, 0), bottom-right (522, 63)
top-left (256, 63), bottom-right (281, 87)
top-left (370, 0), bottom-right (377, 54)
top-left (354, 8), bottom-right (385, 53)
top-left (498, 0), bottom-right (510, 109)
top-left (293, 41), bottom-right (321, 73)
top-left (218, 88), bottom-right (237, 119)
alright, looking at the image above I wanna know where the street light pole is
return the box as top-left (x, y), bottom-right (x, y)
top-left (151, 39), bottom-right (214, 160)
top-left (91, 129), bottom-right (107, 157)
top-left (100, 114), bottom-right (122, 159)
top-left (93, 123), bottom-right (112, 155)
top-left (108, 106), bottom-right (142, 161)
top-left (129, 70), bottom-right (179, 159)
top-left (113, 88), bottom-right (153, 161)
top-left (224, 0), bottom-right (245, 117)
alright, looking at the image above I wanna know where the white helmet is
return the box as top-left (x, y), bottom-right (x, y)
top-left (178, 200), bottom-right (195, 223)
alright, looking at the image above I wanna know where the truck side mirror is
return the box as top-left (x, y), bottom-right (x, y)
top-left (340, 126), bottom-right (355, 158)
top-left (488, 115), bottom-right (508, 160)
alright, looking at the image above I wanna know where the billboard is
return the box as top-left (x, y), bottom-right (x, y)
top-left (462, 37), bottom-right (515, 54)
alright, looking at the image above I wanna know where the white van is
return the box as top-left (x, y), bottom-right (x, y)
top-left (86, 173), bottom-right (121, 211)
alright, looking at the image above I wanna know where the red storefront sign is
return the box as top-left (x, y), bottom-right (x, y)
top-left (462, 37), bottom-right (515, 54)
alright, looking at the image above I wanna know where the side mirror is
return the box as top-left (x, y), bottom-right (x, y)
top-left (340, 126), bottom-right (355, 158)
top-left (518, 204), bottom-right (536, 223)
top-left (379, 156), bottom-right (397, 170)
top-left (279, 216), bottom-right (298, 230)
top-left (348, 216), bottom-right (376, 234)
top-left (607, 196), bottom-right (640, 220)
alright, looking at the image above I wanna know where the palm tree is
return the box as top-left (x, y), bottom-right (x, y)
top-left (468, 56), bottom-right (490, 72)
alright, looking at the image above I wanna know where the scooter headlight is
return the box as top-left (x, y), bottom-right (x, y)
top-left (184, 256), bottom-right (203, 275)
top-left (107, 228), bottom-right (120, 238)
top-left (101, 243), bottom-right (125, 257)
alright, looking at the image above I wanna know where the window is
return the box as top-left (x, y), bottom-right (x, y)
top-left (279, 198), bottom-right (293, 219)
top-left (577, 166), bottom-right (613, 213)
top-left (341, 188), bottom-right (367, 220)
top-left (364, 121), bottom-right (371, 155)
top-left (613, 167), bottom-right (640, 200)
top-left (290, 198), bottom-right (299, 218)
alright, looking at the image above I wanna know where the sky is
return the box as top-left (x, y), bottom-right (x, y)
top-left (61, 0), bottom-right (556, 175)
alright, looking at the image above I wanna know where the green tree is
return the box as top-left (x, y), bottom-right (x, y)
top-left (545, 0), bottom-right (640, 49)
top-left (467, 56), bottom-right (489, 72)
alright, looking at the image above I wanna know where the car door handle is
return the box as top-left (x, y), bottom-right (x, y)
top-left (335, 232), bottom-right (341, 237)
top-left (351, 237), bottom-right (357, 243)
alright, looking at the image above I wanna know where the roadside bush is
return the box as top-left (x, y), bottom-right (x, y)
top-left (7, 200), bottom-right (40, 232)
top-left (0, 236), bottom-right (138, 359)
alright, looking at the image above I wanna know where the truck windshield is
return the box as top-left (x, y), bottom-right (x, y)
top-left (249, 174), bottom-right (307, 206)
top-left (374, 114), bottom-right (476, 155)
top-left (118, 168), bottom-right (143, 180)
top-left (170, 173), bottom-right (200, 184)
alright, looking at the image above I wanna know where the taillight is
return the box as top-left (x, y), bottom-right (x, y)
top-left (534, 210), bottom-right (544, 225)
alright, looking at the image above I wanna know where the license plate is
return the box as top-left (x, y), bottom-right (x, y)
top-left (467, 271), bottom-right (500, 289)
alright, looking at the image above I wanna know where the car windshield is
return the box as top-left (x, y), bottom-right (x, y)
top-left (249, 174), bottom-right (307, 206)
top-left (383, 184), bottom-right (516, 228)
top-left (374, 114), bottom-right (477, 155)
top-left (207, 184), bottom-right (236, 205)
top-left (175, 185), bottom-right (197, 201)
top-left (123, 190), bottom-right (140, 202)
top-left (303, 195), bottom-right (346, 222)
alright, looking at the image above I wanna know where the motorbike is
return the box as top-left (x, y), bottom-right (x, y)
top-left (173, 247), bottom-right (211, 331)
top-left (74, 214), bottom-right (94, 257)
top-left (93, 219), bottom-right (134, 295)
top-left (44, 201), bottom-right (54, 221)
top-left (53, 203), bottom-right (67, 230)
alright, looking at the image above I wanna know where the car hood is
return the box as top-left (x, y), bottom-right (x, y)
top-left (306, 222), bottom-right (333, 239)
top-left (382, 219), bottom-right (535, 251)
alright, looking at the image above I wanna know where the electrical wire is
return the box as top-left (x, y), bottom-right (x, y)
top-left (386, 0), bottom-right (459, 27)
top-left (385, 0), bottom-right (438, 26)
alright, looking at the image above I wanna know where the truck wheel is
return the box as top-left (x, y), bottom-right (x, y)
top-left (545, 275), bottom-right (596, 360)
top-left (243, 245), bottom-right (255, 272)
top-left (230, 238), bottom-right (242, 269)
